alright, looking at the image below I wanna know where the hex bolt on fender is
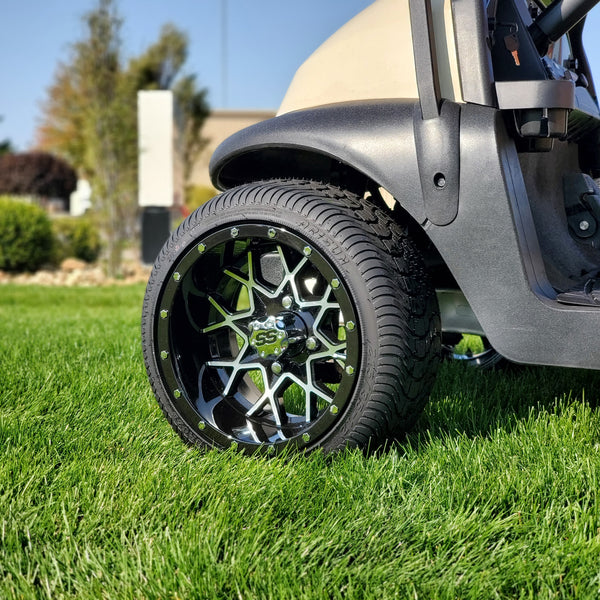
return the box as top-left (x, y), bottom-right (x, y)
top-left (142, 180), bottom-right (440, 454)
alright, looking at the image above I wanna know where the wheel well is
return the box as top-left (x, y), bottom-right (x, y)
top-left (215, 146), bottom-right (455, 288)
top-left (215, 147), bottom-right (368, 196)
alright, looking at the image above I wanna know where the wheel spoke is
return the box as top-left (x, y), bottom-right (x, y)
top-left (206, 358), bottom-right (263, 396)
top-left (306, 286), bottom-right (348, 368)
top-left (274, 246), bottom-right (310, 300)
top-left (245, 371), bottom-right (285, 427)
top-left (204, 249), bottom-right (347, 421)
top-left (201, 250), bottom-right (262, 336)
top-left (202, 295), bottom-right (250, 336)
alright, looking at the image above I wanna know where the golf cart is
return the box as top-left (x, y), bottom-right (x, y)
top-left (142, 0), bottom-right (600, 454)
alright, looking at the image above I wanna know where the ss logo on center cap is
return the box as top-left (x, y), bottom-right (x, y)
top-left (253, 331), bottom-right (279, 345)
top-left (249, 317), bottom-right (289, 357)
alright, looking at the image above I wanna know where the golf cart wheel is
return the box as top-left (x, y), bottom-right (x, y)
top-left (142, 180), bottom-right (440, 454)
top-left (442, 333), bottom-right (505, 369)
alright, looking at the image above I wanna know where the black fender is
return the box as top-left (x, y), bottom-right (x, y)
top-left (210, 100), bottom-right (461, 228)
top-left (210, 101), bottom-right (425, 223)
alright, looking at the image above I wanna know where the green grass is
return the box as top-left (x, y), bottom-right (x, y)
top-left (2, 285), bottom-right (600, 599)
top-left (453, 333), bottom-right (485, 356)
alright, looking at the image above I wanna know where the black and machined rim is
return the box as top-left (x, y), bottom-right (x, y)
top-left (154, 223), bottom-right (360, 453)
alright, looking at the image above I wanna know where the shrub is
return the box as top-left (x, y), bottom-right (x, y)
top-left (0, 152), bottom-right (77, 200)
top-left (52, 216), bottom-right (102, 263)
top-left (185, 185), bottom-right (217, 213)
top-left (0, 196), bottom-right (54, 272)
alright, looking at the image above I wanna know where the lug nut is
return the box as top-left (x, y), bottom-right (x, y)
top-left (174, 389), bottom-right (181, 398)
top-left (346, 321), bottom-right (356, 331)
top-left (303, 246), bottom-right (312, 257)
top-left (331, 278), bottom-right (340, 289)
top-left (198, 421), bottom-right (206, 430)
top-left (302, 433), bottom-right (311, 442)
top-left (268, 228), bottom-right (276, 238)
top-left (173, 272), bottom-right (181, 282)
top-left (330, 405), bottom-right (339, 415)
top-left (306, 337), bottom-right (319, 351)
top-left (282, 296), bottom-right (293, 309)
top-left (345, 365), bottom-right (355, 375)
top-left (271, 362), bottom-right (283, 375)
top-left (580, 220), bottom-right (590, 231)
top-left (160, 350), bottom-right (169, 360)
top-left (197, 243), bottom-right (206, 253)
top-left (160, 309), bottom-right (169, 319)
top-left (230, 227), bottom-right (239, 238)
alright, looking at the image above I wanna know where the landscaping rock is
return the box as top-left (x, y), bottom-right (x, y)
top-left (0, 260), bottom-right (151, 286)
top-left (60, 258), bottom-right (87, 272)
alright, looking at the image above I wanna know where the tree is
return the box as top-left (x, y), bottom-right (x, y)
top-left (37, 0), bottom-right (133, 276)
top-left (126, 23), bottom-right (187, 91)
top-left (37, 0), bottom-right (209, 276)
top-left (0, 152), bottom-right (77, 200)
top-left (126, 25), bottom-right (209, 184)
top-left (0, 116), bottom-right (14, 156)
top-left (0, 140), bottom-right (13, 156)
top-left (173, 75), bottom-right (209, 184)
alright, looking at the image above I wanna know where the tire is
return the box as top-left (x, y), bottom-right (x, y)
top-left (141, 180), bottom-right (440, 454)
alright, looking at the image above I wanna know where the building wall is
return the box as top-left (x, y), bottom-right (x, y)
top-left (190, 109), bottom-right (276, 189)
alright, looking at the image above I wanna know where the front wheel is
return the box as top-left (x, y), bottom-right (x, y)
top-left (142, 180), bottom-right (440, 454)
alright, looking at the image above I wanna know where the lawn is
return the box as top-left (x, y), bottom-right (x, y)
top-left (1, 284), bottom-right (600, 599)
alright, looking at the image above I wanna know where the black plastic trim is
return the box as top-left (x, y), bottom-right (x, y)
top-left (426, 103), bottom-right (600, 369)
top-left (413, 101), bottom-right (461, 226)
top-left (491, 0), bottom-right (549, 82)
top-left (409, 0), bottom-right (441, 120)
top-left (451, 0), bottom-right (495, 106)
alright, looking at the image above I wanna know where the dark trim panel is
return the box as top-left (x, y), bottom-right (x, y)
top-left (427, 103), bottom-right (600, 369)
top-left (413, 100), bottom-right (461, 226)
top-left (451, 0), bottom-right (495, 106)
top-left (408, 0), bottom-right (442, 120)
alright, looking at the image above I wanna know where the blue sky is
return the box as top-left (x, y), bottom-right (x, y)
top-left (0, 0), bottom-right (372, 150)
top-left (1, 0), bottom-right (600, 151)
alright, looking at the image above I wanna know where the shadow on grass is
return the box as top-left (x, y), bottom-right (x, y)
top-left (405, 359), bottom-right (600, 449)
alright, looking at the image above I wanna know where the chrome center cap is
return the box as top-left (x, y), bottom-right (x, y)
top-left (249, 316), bottom-right (289, 358)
